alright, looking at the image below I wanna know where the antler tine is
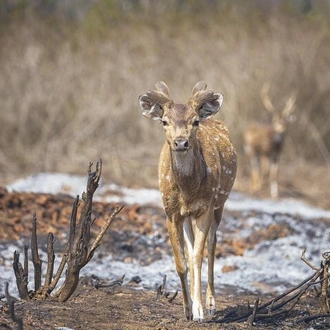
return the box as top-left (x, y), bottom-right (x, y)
top-left (261, 82), bottom-right (276, 114)
top-left (191, 81), bottom-right (207, 96)
top-left (155, 81), bottom-right (171, 97)
top-left (146, 81), bottom-right (173, 107)
top-left (282, 94), bottom-right (296, 118)
top-left (189, 81), bottom-right (216, 107)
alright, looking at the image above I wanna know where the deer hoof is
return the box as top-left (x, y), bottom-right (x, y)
top-left (207, 308), bottom-right (216, 317)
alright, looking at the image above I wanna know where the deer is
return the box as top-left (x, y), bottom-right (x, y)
top-left (244, 83), bottom-right (296, 198)
top-left (138, 81), bottom-right (237, 322)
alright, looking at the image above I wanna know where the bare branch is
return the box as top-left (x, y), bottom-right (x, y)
top-left (216, 251), bottom-right (326, 325)
top-left (23, 244), bottom-right (28, 275)
top-left (44, 233), bottom-right (55, 288)
top-left (5, 282), bottom-right (23, 330)
top-left (68, 196), bottom-right (79, 254)
top-left (85, 205), bottom-right (125, 265)
top-left (31, 213), bottom-right (42, 292)
top-left (321, 252), bottom-right (330, 313)
top-left (301, 248), bottom-right (318, 270)
top-left (91, 274), bottom-right (125, 289)
top-left (48, 252), bottom-right (68, 293)
top-left (297, 313), bottom-right (330, 324)
top-left (35, 232), bottom-right (56, 299)
top-left (247, 299), bottom-right (259, 326)
top-left (155, 275), bottom-right (178, 303)
top-left (12, 251), bottom-right (29, 300)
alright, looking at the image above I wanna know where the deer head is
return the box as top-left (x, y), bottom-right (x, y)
top-left (261, 82), bottom-right (296, 134)
top-left (138, 81), bottom-right (223, 152)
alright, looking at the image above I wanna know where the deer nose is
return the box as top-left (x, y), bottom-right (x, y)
top-left (174, 138), bottom-right (189, 151)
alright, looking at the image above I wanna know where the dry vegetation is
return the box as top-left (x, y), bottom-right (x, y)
top-left (0, 0), bottom-right (329, 195)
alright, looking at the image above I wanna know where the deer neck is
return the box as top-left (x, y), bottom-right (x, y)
top-left (170, 144), bottom-right (207, 191)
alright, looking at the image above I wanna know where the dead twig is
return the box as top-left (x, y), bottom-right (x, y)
top-left (84, 204), bottom-right (125, 266)
top-left (320, 252), bottom-right (330, 313)
top-left (91, 274), bottom-right (125, 289)
top-left (296, 313), bottom-right (330, 324)
top-left (301, 247), bottom-right (318, 270)
top-left (155, 275), bottom-right (178, 303)
top-left (216, 249), bottom-right (330, 325)
top-left (247, 299), bottom-right (259, 325)
top-left (5, 282), bottom-right (23, 330)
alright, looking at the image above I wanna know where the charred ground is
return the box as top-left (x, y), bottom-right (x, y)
top-left (0, 186), bottom-right (330, 329)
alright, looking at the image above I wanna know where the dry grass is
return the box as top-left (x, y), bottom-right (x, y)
top-left (0, 1), bottom-right (329, 194)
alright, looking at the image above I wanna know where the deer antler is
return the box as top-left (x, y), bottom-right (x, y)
top-left (189, 81), bottom-right (219, 109)
top-left (146, 81), bottom-right (173, 107)
top-left (191, 81), bottom-right (207, 95)
top-left (261, 82), bottom-right (276, 114)
top-left (282, 95), bottom-right (296, 118)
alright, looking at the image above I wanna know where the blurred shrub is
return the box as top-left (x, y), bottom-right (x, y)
top-left (0, 0), bottom-right (329, 187)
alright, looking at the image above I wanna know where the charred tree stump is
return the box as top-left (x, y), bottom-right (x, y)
top-left (13, 160), bottom-right (124, 302)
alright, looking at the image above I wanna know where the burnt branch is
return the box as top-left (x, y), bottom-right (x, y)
top-left (54, 160), bottom-right (124, 302)
top-left (216, 249), bottom-right (330, 325)
top-left (320, 252), bottom-right (330, 313)
top-left (55, 161), bottom-right (103, 302)
top-left (247, 298), bottom-right (259, 325)
top-left (297, 313), bottom-right (330, 324)
top-left (155, 275), bottom-right (178, 303)
top-left (31, 213), bottom-right (42, 293)
top-left (44, 233), bottom-right (55, 288)
top-left (85, 205), bottom-right (124, 266)
top-left (5, 282), bottom-right (23, 330)
top-left (12, 159), bottom-right (122, 303)
top-left (301, 248), bottom-right (318, 270)
top-left (91, 274), bottom-right (125, 289)
top-left (12, 251), bottom-right (29, 300)
top-left (36, 233), bottom-right (56, 298)
top-left (23, 244), bottom-right (28, 277)
top-left (216, 269), bottom-right (323, 324)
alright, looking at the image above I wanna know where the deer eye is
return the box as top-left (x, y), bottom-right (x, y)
top-left (193, 120), bottom-right (200, 127)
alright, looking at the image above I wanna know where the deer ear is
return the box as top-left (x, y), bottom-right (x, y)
top-left (198, 93), bottom-right (223, 119)
top-left (139, 94), bottom-right (164, 120)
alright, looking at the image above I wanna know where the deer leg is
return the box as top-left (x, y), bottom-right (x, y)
top-left (183, 218), bottom-right (195, 299)
top-left (205, 207), bottom-right (222, 316)
top-left (191, 212), bottom-right (212, 322)
top-left (167, 217), bottom-right (192, 320)
top-left (260, 154), bottom-right (270, 187)
top-left (270, 159), bottom-right (279, 198)
top-left (250, 155), bottom-right (261, 192)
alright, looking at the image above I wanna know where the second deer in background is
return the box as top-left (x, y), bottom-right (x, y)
top-left (244, 83), bottom-right (296, 198)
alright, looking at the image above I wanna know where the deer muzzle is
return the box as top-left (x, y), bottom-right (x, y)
top-left (174, 138), bottom-right (189, 152)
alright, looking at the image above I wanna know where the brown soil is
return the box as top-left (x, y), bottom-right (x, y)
top-left (0, 187), bottom-right (330, 329)
top-left (1, 284), bottom-right (330, 329)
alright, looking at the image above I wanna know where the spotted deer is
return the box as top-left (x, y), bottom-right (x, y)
top-left (244, 83), bottom-right (296, 198)
top-left (139, 81), bottom-right (237, 322)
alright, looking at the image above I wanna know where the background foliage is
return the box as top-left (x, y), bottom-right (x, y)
top-left (0, 0), bottom-right (329, 189)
